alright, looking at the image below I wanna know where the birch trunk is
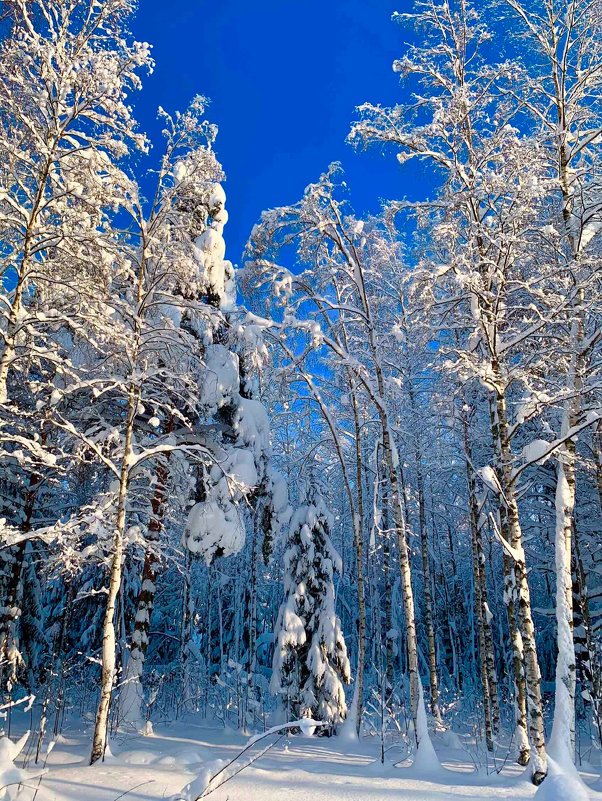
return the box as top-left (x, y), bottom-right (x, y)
top-left (332, 276), bottom-right (368, 737)
top-left (90, 388), bottom-right (137, 764)
top-left (463, 412), bottom-right (500, 750)
top-left (122, 415), bottom-right (173, 727)
top-left (350, 392), bottom-right (367, 736)
top-left (488, 394), bottom-right (530, 767)
top-left (380, 420), bottom-right (420, 731)
top-left (549, 457), bottom-right (577, 765)
top-left (573, 526), bottom-right (602, 746)
top-left (381, 482), bottom-right (396, 690)
top-left (491, 381), bottom-right (546, 782)
top-left (547, 119), bottom-right (586, 765)
top-left (546, 11), bottom-right (591, 763)
top-left (415, 449), bottom-right (442, 725)
top-left (404, 372), bottom-right (441, 722)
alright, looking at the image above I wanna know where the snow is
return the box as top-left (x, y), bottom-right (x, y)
top-left (0, 731), bottom-right (46, 800)
top-left (521, 439), bottom-right (553, 466)
top-left (534, 757), bottom-right (591, 801)
top-left (478, 466), bottom-right (501, 494)
top-left (233, 397), bottom-right (271, 462)
top-left (4, 720), bottom-right (600, 801)
top-left (412, 683), bottom-right (441, 776)
top-left (176, 757), bottom-right (227, 800)
top-left (267, 469), bottom-right (290, 524)
top-left (116, 668), bottom-right (145, 733)
top-left (198, 344), bottom-right (240, 412)
top-left (209, 449), bottom-right (258, 495)
top-left (192, 182), bottom-right (235, 306)
top-left (581, 217), bottom-right (602, 250)
top-left (183, 499), bottom-right (245, 565)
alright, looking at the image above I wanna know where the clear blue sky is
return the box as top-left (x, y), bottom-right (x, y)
top-left (131, 1), bottom-right (423, 265)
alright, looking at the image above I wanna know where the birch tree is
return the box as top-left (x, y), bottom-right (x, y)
top-left (505, 0), bottom-right (602, 768)
top-left (350, 1), bottom-right (559, 780)
top-left (0, 0), bottom-right (151, 694)
top-left (247, 168), bottom-right (437, 754)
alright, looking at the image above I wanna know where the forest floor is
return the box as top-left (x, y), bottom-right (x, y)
top-left (5, 717), bottom-right (602, 801)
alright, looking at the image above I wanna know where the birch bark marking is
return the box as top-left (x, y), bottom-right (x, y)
top-left (462, 410), bottom-right (499, 751)
top-left (489, 397), bottom-right (530, 767)
top-left (90, 387), bottom-right (137, 764)
top-left (492, 374), bottom-right (546, 782)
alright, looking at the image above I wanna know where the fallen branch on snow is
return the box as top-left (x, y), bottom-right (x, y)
top-left (173, 719), bottom-right (328, 801)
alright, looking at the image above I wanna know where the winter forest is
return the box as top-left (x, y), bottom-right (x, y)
top-left (0, 0), bottom-right (601, 799)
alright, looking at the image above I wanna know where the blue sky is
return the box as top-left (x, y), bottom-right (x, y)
top-left (130, 1), bottom-right (424, 265)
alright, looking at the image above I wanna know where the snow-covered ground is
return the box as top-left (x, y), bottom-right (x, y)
top-left (3, 719), bottom-right (601, 801)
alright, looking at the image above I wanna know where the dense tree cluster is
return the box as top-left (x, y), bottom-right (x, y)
top-left (0, 0), bottom-right (600, 791)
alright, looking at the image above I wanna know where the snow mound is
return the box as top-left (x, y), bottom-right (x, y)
top-left (173, 757), bottom-right (226, 800)
top-left (337, 712), bottom-right (359, 743)
top-left (156, 754), bottom-right (177, 766)
top-left (0, 731), bottom-right (46, 799)
top-left (118, 748), bottom-right (158, 765)
top-left (410, 684), bottom-right (442, 776)
top-left (172, 746), bottom-right (213, 766)
top-left (534, 758), bottom-right (590, 801)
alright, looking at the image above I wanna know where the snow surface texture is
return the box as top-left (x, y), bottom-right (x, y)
top-left (3, 721), bottom-right (600, 801)
top-left (0, 731), bottom-right (46, 801)
top-left (533, 758), bottom-right (591, 801)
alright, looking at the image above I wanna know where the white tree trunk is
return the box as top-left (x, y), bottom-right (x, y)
top-left (549, 460), bottom-right (577, 767)
top-left (463, 413), bottom-right (500, 751)
top-left (350, 392), bottom-right (367, 736)
top-left (491, 385), bottom-right (546, 780)
top-left (380, 421), bottom-right (422, 734)
top-left (90, 391), bottom-right (136, 764)
top-left (549, 314), bottom-right (583, 766)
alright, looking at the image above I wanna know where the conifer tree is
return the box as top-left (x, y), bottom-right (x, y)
top-left (271, 475), bottom-right (350, 731)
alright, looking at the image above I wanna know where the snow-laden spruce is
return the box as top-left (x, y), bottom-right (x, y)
top-left (271, 481), bottom-right (350, 731)
top-left (115, 119), bottom-right (289, 738)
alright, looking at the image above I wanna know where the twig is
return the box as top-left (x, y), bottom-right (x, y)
top-left (112, 779), bottom-right (155, 800)
top-left (200, 736), bottom-right (283, 798)
top-left (175, 719), bottom-right (328, 801)
top-left (0, 781), bottom-right (45, 794)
